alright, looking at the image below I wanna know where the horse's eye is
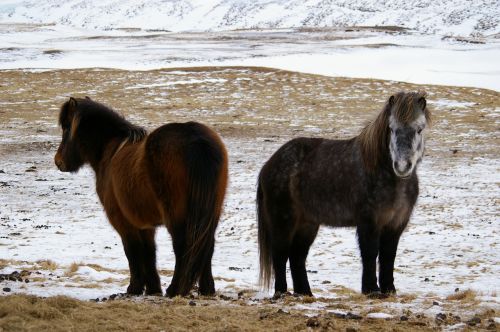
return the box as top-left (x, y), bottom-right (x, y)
top-left (417, 128), bottom-right (423, 134)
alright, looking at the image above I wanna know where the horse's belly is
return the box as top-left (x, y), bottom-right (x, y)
top-left (113, 180), bottom-right (164, 229)
top-left (303, 199), bottom-right (357, 227)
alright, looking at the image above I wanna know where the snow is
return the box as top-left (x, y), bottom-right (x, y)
top-left (366, 312), bottom-right (393, 319)
top-left (0, 0), bottom-right (498, 37)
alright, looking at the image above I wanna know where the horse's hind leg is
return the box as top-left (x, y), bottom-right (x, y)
top-left (378, 226), bottom-right (405, 294)
top-left (289, 223), bottom-right (319, 296)
top-left (139, 229), bottom-right (162, 295)
top-left (166, 224), bottom-right (187, 297)
top-left (198, 238), bottom-right (215, 296)
top-left (357, 223), bottom-right (381, 295)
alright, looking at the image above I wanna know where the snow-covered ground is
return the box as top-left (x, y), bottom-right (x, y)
top-left (0, 24), bottom-right (499, 91)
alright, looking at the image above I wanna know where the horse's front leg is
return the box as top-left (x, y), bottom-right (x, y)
top-left (120, 230), bottom-right (146, 295)
top-left (357, 222), bottom-right (380, 295)
top-left (378, 225), bottom-right (405, 295)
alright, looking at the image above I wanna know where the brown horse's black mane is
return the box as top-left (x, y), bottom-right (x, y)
top-left (60, 97), bottom-right (147, 144)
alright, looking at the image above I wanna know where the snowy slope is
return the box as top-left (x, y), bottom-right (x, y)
top-left (0, 0), bottom-right (498, 37)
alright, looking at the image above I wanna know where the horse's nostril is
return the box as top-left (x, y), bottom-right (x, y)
top-left (393, 161), bottom-right (399, 169)
top-left (407, 161), bottom-right (413, 170)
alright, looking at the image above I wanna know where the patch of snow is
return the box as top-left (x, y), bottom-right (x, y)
top-left (366, 312), bottom-right (393, 319)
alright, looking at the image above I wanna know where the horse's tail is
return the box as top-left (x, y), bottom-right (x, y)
top-left (177, 130), bottom-right (228, 295)
top-left (257, 175), bottom-right (273, 290)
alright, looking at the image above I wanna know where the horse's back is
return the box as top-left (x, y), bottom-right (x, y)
top-left (260, 137), bottom-right (323, 188)
top-left (145, 121), bottom-right (228, 224)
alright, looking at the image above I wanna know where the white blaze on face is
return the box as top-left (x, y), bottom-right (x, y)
top-left (389, 114), bottom-right (426, 178)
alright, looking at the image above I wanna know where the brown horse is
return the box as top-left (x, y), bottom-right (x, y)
top-left (258, 91), bottom-right (431, 297)
top-left (54, 97), bottom-right (228, 297)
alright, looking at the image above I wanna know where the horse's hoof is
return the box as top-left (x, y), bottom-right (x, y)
top-left (381, 286), bottom-right (397, 295)
top-left (366, 291), bottom-right (389, 299)
top-left (293, 292), bottom-right (314, 297)
top-left (272, 291), bottom-right (291, 299)
top-left (126, 285), bottom-right (144, 296)
top-left (199, 288), bottom-right (216, 297)
top-left (145, 285), bottom-right (163, 296)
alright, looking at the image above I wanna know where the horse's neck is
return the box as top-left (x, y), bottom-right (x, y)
top-left (92, 137), bottom-right (126, 176)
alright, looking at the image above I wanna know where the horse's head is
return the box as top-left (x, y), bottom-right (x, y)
top-left (387, 91), bottom-right (431, 178)
top-left (54, 97), bottom-right (86, 172)
top-left (55, 97), bottom-right (147, 172)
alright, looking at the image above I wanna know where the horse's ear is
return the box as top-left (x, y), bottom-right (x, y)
top-left (69, 97), bottom-right (78, 107)
top-left (417, 96), bottom-right (426, 110)
top-left (388, 95), bottom-right (395, 106)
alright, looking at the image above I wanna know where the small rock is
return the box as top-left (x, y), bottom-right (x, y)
top-left (400, 315), bottom-right (409, 321)
top-left (188, 300), bottom-right (196, 306)
top-left (109, 294), bottom-right (117, 300)
top-left (467, 317), bottom-right (481, 326)
top-left (259, 312), bottom-right (269, 320)
top-left (433, 301), bottom-right (440, 306)
top-left (24, 279), bottom-right (29, 283)
top-left (3, 287), bottom-right (11, 292)
top-left (424, 277), bottom-right (430, 282)
top-left (455, 287), bottom-right (460, 292)
top-left (219, 294), bottom-right (231, 301)
top-left (487, 322), bottom-right (496, 330)
top-left (346, 328), bottom-right (357, 332)
top-left (321, 280), bottom-right (331, 284)
top-left (346, 312), bottom-right (362, 320)
top-left (306, 317), bottom-right (320, 328)
top-left (436, 313), bottom-right (447, 323)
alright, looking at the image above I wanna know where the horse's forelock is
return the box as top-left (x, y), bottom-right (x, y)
top-left (392, 91), bottom-right (429, 125)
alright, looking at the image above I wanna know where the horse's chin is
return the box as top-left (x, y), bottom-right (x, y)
top-left (393, 170), bottom-right (413, 179)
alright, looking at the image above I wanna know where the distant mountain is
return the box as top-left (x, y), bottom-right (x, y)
top-left (0, 0), bottom-right (498, 37)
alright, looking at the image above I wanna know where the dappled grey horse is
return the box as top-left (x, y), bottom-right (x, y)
top-left (257, 91), bottom-right (431, 297)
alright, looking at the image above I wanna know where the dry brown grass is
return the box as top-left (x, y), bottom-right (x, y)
top-left (446, 289), bottom-right (477, 302)
top-left (35, 260), bottom-right (58, 271)
top-left (0, 294), bottom-right (440, 332)
top-left (64, 262), bottom-right (80, 277)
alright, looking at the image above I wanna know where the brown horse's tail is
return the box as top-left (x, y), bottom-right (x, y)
top-left (257, 177), bottom-right (273, 290)
top-left (177, 133), bottom-right (228, 295)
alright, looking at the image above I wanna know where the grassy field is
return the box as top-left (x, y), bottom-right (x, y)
top-left (0, 67), bottom-right (498, 331)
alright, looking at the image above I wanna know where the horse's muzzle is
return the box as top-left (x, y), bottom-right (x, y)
top-left (54, 156), bottom-right (68, 172)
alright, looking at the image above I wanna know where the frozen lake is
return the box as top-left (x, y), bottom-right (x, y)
top-left (1, 24), bottom-right (499, 91)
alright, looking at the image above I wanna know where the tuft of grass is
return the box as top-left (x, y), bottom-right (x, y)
top-left (64, 262), bottom-right (80, 277)
top-left (35, 260), bottom-right (58, 271)
top-left (446, 289), bottom-right (477, 302)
